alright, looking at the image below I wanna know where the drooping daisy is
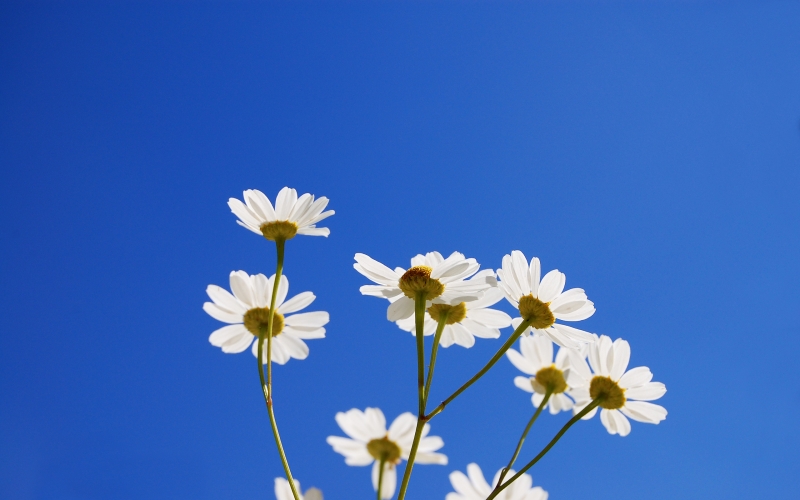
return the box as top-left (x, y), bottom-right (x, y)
top-left (204, 271), bottom-right (329, 365)
top-left (275, 478), bottom-right (323, 500)
top-left (354, 251), bottom-right (493, 322)
top-left (567, 335), bottom-right (667, 436)
top-left (446, 463), bottom-right (548, 500)
top-left (506, 335), bottom-right (578, 414)
top-left (228, 187), bottom-right (334, 241)
top-left (326, 407), bottom-right (447, 499)
top-left (395, 274), bottom-right (513, 348)
top-left (496, 251), bottom-right (595, 349)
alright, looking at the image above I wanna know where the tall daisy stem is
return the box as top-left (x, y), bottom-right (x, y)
top-left (256, 239), bottom-right (301, 500)
top-left (423, 315), bottom-right (448, 407)
top-left (396, 293), bottom-right (428, 500)
top-left (496, 389), bottom-right (553, 486)
top-left (425, 320), bottom-right (531, 421)
top-left (487, 399), bottom-right (601, 500)
top-left (376, 457), bottom-right (386, 500)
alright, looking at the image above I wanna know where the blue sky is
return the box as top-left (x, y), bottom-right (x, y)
top-left (1, 1), bottom-right (798, 499)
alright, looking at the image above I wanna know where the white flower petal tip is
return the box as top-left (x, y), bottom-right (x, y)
top-left (356, 252), bottom-right (505, 338)
top-left (446, 463), bottom-right (548, 500)
top-left (566, 335), bottom-right (667, 436)
top-left (327, 407), bottom-right (447, 496)
top-left (506, 335), bottom-right (579, 414)
top-left (274, 477), bottom-right (322, 500)
top-left (497, 251), bottom-right (596, 349)
top-left (229, 188), bottom-right (333, 240)
top-left (204, 272), bottom-right (327, 365)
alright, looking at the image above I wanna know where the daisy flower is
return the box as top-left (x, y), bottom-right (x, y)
top-left (354, 251), bottom-right (493, 322)
top-left (204, 271), bottom-right (329, 365)
top-left (567, 335), bottom-right (667, 436)
top-left (326, 407), bottom-right (447, 499)
top-left (506, 335), bottom-right (577, 414)
top-left (274, 478), bottom-right (322, 500)
top-left (395, 275), bottom-right (513, 348)
top-left (228, 187), bottom-right (334, 241)
top-left (446, 463), bottom-right (548, 500)
top-left (496, 251), bottom-right (595, 349)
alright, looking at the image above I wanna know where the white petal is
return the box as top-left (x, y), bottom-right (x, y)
top-left (209, 324), bottom-right (252, 353)
top-left (354, 253), bottom-right (401, 285)
top-left (270, 274), bottom-right (289, 308)
top-left (244, 189), bottom-right (276, 221)
top-left (283, 325), bottom-right (326, 339)
top-left (278, 291), bottom-right (315, 314)
top-left (537, 270), bottom-right (565, 303)
top-left (388, 412), bottom-right (417, 443)
top-left (514, 375), bottom-right (535, 393)
top-left (511, 251), bottom-right (532, 295)
top-left (275, 187), bottom-right (297, 220)
top-left (625, 382), bottom-right (666, 401)
top-left (296, 226), bottom-right (330, 237)
top-left (460, 318), bottom-right (500, 339)
top-left (529, 256), bottom-right (541, 298)
top-left (203, 302), bottom-right (243, 324)
top-left (618, 366), bottom-right (653, 389)
top-left (229, 271), bottom-right (255, 308)
top-left (387, 297), bottom-right (415, 321)
top-left (610, 410), bottom-right (631, 436)
top-left (372, 461), bottom-right (396, 499)
top-left (228, 198), bottom-right (262, 228)
top-left (206, 285), bottom-right (246, 314)
top-left (278, 335), bottom-right (309, 361)
top-left (620, 401), bottom-right (668, 423)
top-left (609, 338), bottom-right (631, 381)
top-left (326, 436), bottom-right (373, 465)
top-left (335, 408), bottom-right (384, 442)
top-left (466, 307), bottom-right (512, 328)
top-left (288, 193), bottom-right (313, 222)
top-left (284, 311), bottom-right (329, 328)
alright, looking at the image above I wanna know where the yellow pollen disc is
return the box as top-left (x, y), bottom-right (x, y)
top-left (427, 302), bottom-right (467, 324)
top-left (243, 307), bottom-right (285, 337)
top-left (533, 365), bottom-right (567, 394)
top-left (398, 265), bottom-right (445, 300)
top-left (518, 294), bottom-right (556, 329)
top-left (589, 375), bottom-right (626, 410)
top-left (260, 221), bottom-right (298, 242)
top-left (366, 436), bottom-right (402, 464)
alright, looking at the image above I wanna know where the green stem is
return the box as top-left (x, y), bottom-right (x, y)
top-left (377, 457), bottom-right (386, 500)
top-left (256, 239), bottom-right (301, 500)
top-left (425, 319), bottom-right (531, 421)
top-left (396, 293), bottom-right (428, 500)
top-left (496, 389), bottom-right (553, 487)
top-left (487, 399), bottom-right (601, 500)
top-left (423, 315), bottom-right (448, 407)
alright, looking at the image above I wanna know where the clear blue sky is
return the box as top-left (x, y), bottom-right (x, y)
top-left (1, 1), bottom-right (798, 499)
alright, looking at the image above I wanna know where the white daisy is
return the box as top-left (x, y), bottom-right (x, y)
top-left (446, 463), bottom-right (548, 500)
top-left (395, 275), bottom-right (512, 348)
top-left (496, 250), bottom-right (595, 349)
top-left (326, 407), bottom-right (447, 499)
top-left (354, 251), bottom-right (493, 322)
top-left (567, 335), bottom-right (667, 436)
top-left (204, 271), bottom-right (329, 365)
top-left (506, 335), bottom-right (577, 414)
top-left (228, 187), bottom-right (334, 240)
top-left (275, 478), bottom-right (323, 500)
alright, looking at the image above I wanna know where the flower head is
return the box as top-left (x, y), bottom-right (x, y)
top-left (228, 187), bottom-right (334, 241)
top-left (274, 478), bottom-right (323, 500)
top-left (497, 251), bottom-right (595, 349)
top-left (567, 335), bottom-right (667, 436)
top-left (204, 271), bottom-right (329, 365)
top-left (326, 408), bottom-right (447, 499)
top-left (395, 275), bottom-right (513, 348)
top-left (506, 335), bottom-right (579, 414)
top-left (354, 251), bottom-right (493, 322)
top-left (446, 463), bottom-right (548, 500)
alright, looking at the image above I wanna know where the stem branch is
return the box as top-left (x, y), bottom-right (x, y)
top-left (496, 389), bottom-right (553, 486)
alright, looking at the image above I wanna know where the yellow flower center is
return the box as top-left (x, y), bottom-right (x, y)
top-left (533, 365), bottom-right (568, 394)
top-left (589, 375), bottom-right (626, 410)
top-left (398, 265), bottom-right (445, 300)
top-left (260, 221), bottom-right (298, 242)
top-left (427, 302), bottom-right (467, 324)
top-left (366, 436), bottom-right (402, 464)
top-left (243, 307), bottom-right (285, 337)
top-left (518, 294), bottom-right (555, 329)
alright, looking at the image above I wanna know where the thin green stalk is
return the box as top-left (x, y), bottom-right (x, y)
top-left (423, 314), bottom-right (448, 407)
top-left (487, 399), bottom-right (601, 500)
top-left (425, 319), bottom-right (531, 421)
top-left (396, 293), bottom-right (428, 500)
top-left (256, 239), bottom-right (301, 500)
top-left (376, 457), bottom-right (386, 500)
top-left (496, 389), bottom-right (553, 486)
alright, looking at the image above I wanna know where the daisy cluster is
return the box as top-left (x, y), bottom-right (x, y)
top-left (203, 187), bottom-right (668, 500)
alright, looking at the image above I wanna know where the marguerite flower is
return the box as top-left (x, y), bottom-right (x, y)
top-left (506, 335), bottom-right (577, 414)
top-left (567, 335), bottom-right (667, 436)
top-left (228, 187), bottom-right (334, 241)
top-left (275, 478), bottom-right (323, 500)
top-left (446, 463), bottom-right (548, 500)
top-left (395, 275), bottom-right (512, 348)
top-left (354, 251), bottom-right (492, 322)
top-left (204, 271), bottom-right (329, 365)
top-left (326, 407), bottom-right (447, 499)
top-left (497, 251), bottom-right (595, 349)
